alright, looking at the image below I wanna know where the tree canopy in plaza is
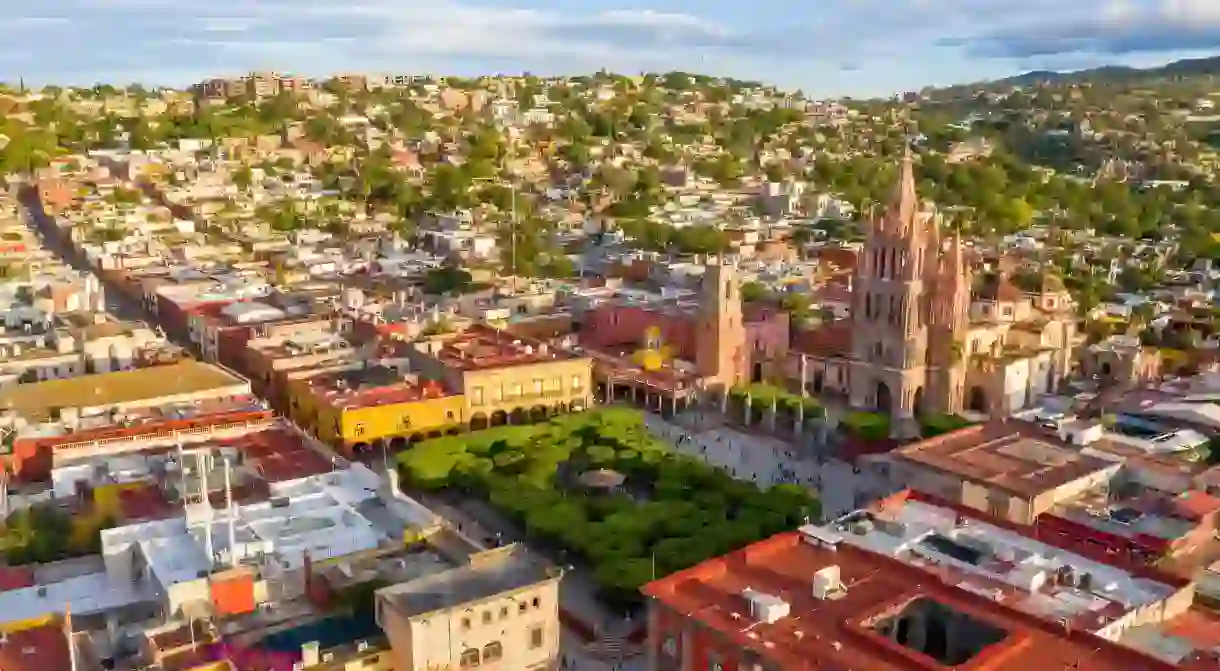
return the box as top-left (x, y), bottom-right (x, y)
top-left (398, 408), bottom-right (818, 608)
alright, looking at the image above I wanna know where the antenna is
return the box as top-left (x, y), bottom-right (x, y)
top-left (224, 456), bottom-right (238, 567)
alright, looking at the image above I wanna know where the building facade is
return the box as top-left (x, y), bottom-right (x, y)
top-left (376, 545), bottom-right (562, 671)
top-left (797, 152), bottom-right (1078, 429)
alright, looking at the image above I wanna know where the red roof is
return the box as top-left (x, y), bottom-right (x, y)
top-left (0, 623), bottom-right (72, 671)
top-left (0, 565), bottom-right (35, 592)
top-left (642, 531), bottom-right (1190, 671)
top-left (1171, 490), bottom-right (1220, 521)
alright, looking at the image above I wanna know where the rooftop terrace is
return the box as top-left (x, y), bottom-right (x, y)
top-left (893, 422), bottom-right (1121, 498)
top-left (817, 496), bottom-right (1184, 635)
top-left (305, 366), bottom-right (456, 409)
top-left (377, 544), bottom-right (558, 619)
top-left (432, 324), bottom-right (577, 372)
top-left (0, 360), bottom-right (248, 421)
top-left (642, 528), bottom-right (1187, 671)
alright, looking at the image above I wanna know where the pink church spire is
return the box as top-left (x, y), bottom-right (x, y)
top-left (891, 144), bottom-right (919, 232)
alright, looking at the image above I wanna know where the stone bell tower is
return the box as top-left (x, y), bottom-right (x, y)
top-left (696, 259), bottom-right (746, 390)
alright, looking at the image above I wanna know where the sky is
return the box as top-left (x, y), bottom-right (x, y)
top-left (3, 0), bottom-right (1220, 97)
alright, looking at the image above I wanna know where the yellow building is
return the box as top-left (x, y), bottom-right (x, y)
top-left (288, 366), bottom-right (467, 456)
top-left (405, 324), bottom-right (593, 428)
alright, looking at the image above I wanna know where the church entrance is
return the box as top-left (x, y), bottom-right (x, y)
top-left (876, 381), bottom-right (892, 415)
top-left (752, 362), bottom-right (764, 383)
top-left (968, 386), bottom-right (987, 413)
top-left (913, 387), bottom-right (924, 416)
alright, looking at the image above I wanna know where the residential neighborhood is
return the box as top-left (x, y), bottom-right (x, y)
top-left (5, 59), bottom-right (1220, 671)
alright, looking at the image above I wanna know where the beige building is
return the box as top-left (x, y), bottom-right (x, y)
top-left (376, 544), bottom-right (562, 671)
top-left (890, 422), bottom-right (1122, 525)
top-left (405, 324), bottom-right (594, 428)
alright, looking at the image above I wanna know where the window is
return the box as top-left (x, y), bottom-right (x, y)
top-left (354, 423), bottom-right (365, 437)
top-left (511, 382), bottom-right (523, 398)
top-left (482, 642), bottom-right (503, 662)
top-left (529, 625), bottom-right (544, 649)
top-left (519, 601), bottom-right (528, 614)
top-left (551, 377), bottom-right (562, 391)
top-left (571, 375), bottom-right (583, 391)
top-left (472, 386), bottom-right (484, 405)
top-left (532, 378), bottom-right (543, 394)
top-left (446, 410), bottom-right (455, 420)
top-left (400, 415), bottom-right (412, 429)
top-left (532, 596), bottom-right (541, 609)
top-left (482, 610), bottom-right (492, 624)
top-left (461, 616), bottom-right (471, 630)
top-left (709, 659), bottom-right (724, 671)
top-left (500, 605), bottom-right (509, 620)
top-left (460, 648), bottom-right (481, 668)
top-left (662, 636), bottom-right (678, 658)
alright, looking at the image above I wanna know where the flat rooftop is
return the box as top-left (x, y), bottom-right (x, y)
top-left (1122, 606), bottom-right (1220, 665)
top-left (0, 360), bottom-right (248, 420)
top-left (101, 464), bottom-right (440, 590)
top-left (377, 544), bottom-right (558, 619)
top-left (0, 570), bottom-right (157, 624)
top-left (223, 425), bottom-right (334, 483)
top-left (21, 396), bottom-right (268, 447)
top-left (642, 529), bottom-right (1182, 671)
top-left (816, 495), bottom-right (1183, 634)
top-left (893, 423), bottom-right (1119, 498)
top-left (433, 324), bottom-right (578, 372)
top-left (304, 366), bottom-right (457, 410)
top-left (1053, 488), bottom-right (1220, 545)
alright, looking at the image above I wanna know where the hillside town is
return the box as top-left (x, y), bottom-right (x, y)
top-left (3, 67), bottom-right (1220, 671)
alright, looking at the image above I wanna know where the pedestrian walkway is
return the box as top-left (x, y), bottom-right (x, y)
top-left (642, 409), bottom-right (894, 520)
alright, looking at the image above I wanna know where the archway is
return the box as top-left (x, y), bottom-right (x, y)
top-left (812, 371), bottom-right (824, 394)
top-left (1100, 361), bottom-right (1112, 377)
top-left (509, 407), bottom-right (528, 424)
top-left (912, 387), bottom-right (924, 417)
top-left (968, 386), bottom-right (987, 413)
top-left (489, 410), bottom-right (507, 427)
top-left (351, 442), bottom-right (371, 455)
top-left (444, 427), bottom-right (461, 436)
top-left (530, 405), bottom-right (548, 423)
top-left (388, 437), bottom-right (407, 452)
top-left (752, 362), bottom-right (764, 383)
top-left (408, 433), bottom-right (425, 444)
top-left (470, 412), bottom-right (489, 431)
top-left (426, 430), bottom-right (443, 439)
top-left (876, 381), bottom-right (892, 415)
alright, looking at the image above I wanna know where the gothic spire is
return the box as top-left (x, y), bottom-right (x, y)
top-left (892, 144), bottom-right (919, 229)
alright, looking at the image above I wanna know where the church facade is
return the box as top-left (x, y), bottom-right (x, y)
top-left (794, 152), bottom-right (1078, 428)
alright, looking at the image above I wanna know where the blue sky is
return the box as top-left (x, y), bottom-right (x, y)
top-left (4, 0), bottom-right (1220, 97)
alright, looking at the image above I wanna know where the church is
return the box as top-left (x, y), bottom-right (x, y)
top-left (794, 151), bottom-right (1078, 429)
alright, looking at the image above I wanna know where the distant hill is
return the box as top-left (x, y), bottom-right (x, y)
top-left (993, 55), bottom-right (1220, 87)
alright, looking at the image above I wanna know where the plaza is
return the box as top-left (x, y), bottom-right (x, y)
top-left (640, 408), bottom-right (896, 520)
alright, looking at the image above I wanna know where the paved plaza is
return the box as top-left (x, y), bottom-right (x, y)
top-left (641, 410), bottom-right (895, 520)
